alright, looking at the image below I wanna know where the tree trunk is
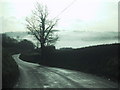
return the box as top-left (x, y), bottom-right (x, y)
top-left (40, 42), bottom-right (45, 62)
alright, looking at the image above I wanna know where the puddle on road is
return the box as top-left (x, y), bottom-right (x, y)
top-left (43, 84), bottom-right (50, 88)
top-left (43, 85), bottom-right (50, 88)
top-left (53, 81), bottom-right (58, 84)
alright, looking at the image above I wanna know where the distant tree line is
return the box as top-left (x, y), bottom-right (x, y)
top-left (2, 34), bottom-right (35, 53)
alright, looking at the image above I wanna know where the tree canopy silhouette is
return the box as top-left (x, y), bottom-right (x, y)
top-left (26, 2), bottom-right (59, 60)
top-left (26, 3), bottom-right (58, 47)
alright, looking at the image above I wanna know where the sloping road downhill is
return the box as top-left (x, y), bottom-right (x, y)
top-left (13, 54), bottom-right (118, 88)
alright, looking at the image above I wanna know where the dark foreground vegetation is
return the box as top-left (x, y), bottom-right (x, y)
top-left (2, 34), bottom-right (35, 88)
top-left (2, 49), bottom-right (19, 88)
top-left (20, 43), bottom-right (119, 82)
top-left (2, 34), bottom-right (19, 88)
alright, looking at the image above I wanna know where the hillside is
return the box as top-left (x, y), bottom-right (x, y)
top-left (2, 34), bottom-right (20, 88)
top-left (2, 34), bottom-right (35, 88)
top-left (20, 43), bottom-right (119, 82)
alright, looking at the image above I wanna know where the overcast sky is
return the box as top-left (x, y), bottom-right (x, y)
top-left (0, 0), bottom-right (119, 33)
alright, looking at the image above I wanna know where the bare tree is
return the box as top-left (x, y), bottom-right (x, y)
top-left (26, 2), bottom-right (58, 60)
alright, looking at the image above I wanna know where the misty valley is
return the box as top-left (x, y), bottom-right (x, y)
top-left (5, 31), bottom-right (119, 49)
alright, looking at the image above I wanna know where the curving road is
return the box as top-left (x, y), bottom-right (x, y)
top-left (12, 54), bottom-right (118, 88)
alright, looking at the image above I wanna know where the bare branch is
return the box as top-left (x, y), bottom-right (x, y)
top-left (26, 2), bottom-right (59, 48)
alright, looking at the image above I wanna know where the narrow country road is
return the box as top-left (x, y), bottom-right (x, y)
top-left (12, 54), bottom-right (118, 88)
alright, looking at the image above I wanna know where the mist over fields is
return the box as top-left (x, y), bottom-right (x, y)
top-left (5, 30), bottom-right (119, 49)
